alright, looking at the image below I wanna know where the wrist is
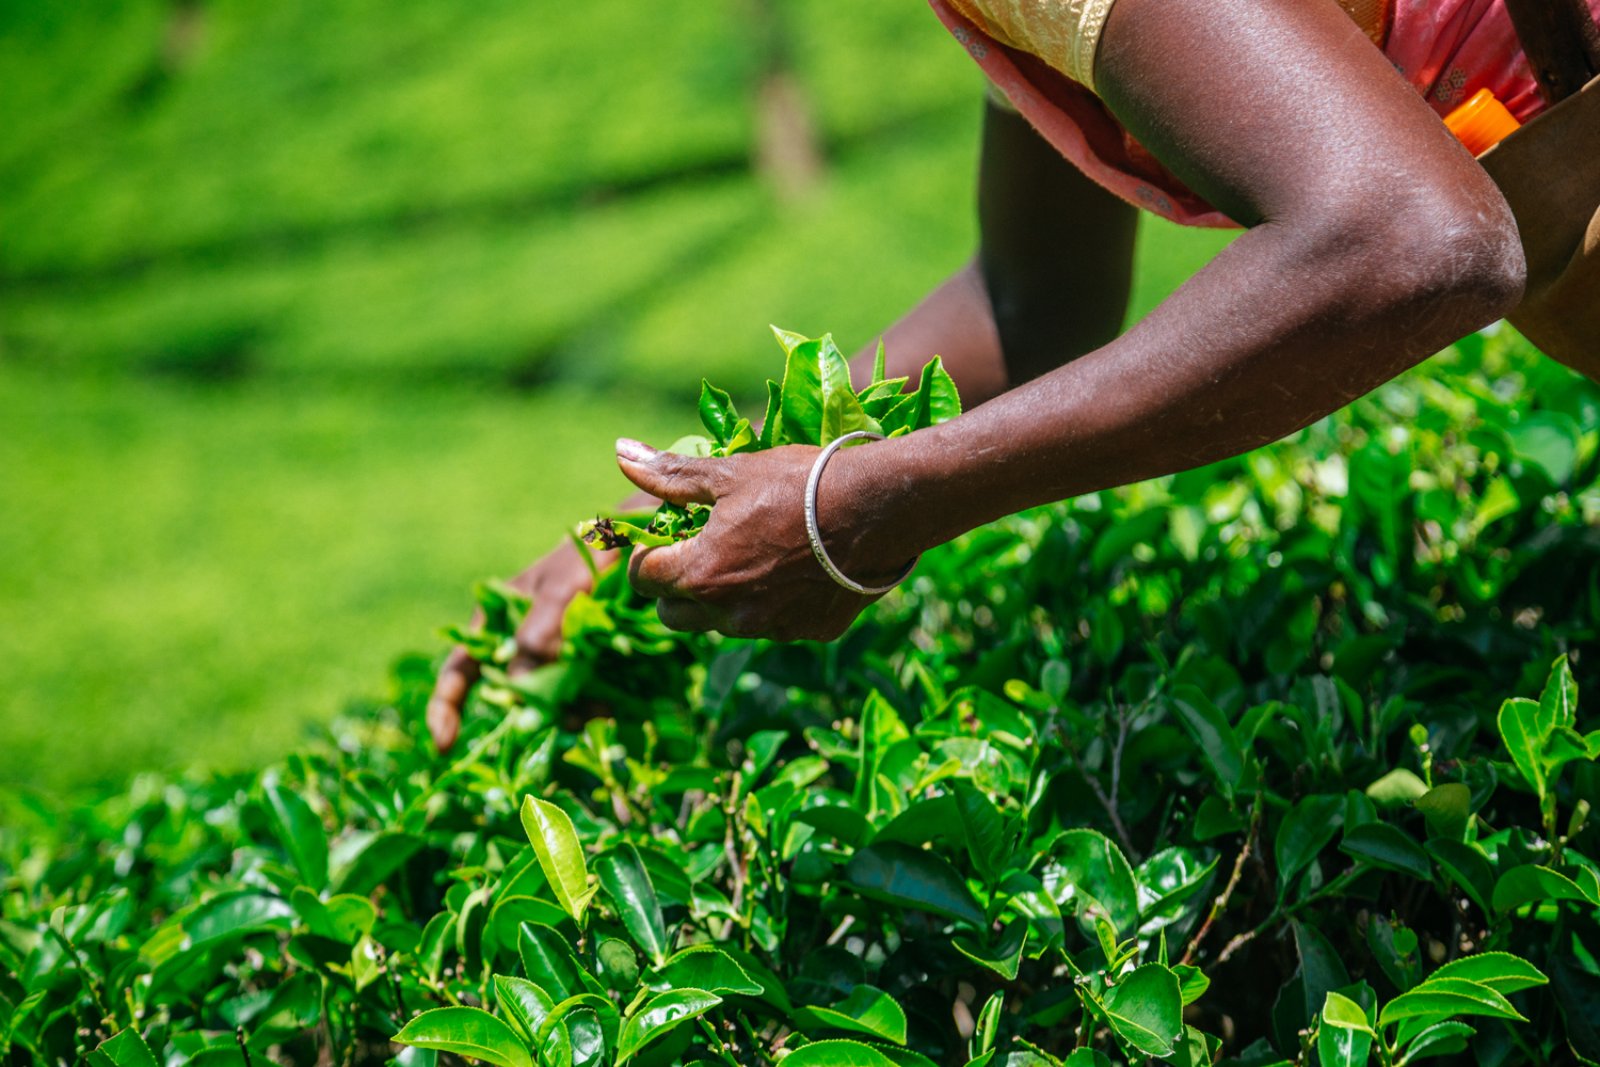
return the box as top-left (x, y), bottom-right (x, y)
top-left (815, 436), bottom-right (941, 587)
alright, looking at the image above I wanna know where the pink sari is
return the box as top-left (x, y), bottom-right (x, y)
top-left (930, 0), bottom-right (1600, 228)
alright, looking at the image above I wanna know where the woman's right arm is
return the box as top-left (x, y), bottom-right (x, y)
top-left (427, 100), bottom-right (1143, 750)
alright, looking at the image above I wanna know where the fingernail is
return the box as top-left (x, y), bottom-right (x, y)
top-left (616, 438), bottom-right (653, 463)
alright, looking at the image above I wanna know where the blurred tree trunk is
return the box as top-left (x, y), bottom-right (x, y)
top-left (747, 0), bottom-right (825, 202)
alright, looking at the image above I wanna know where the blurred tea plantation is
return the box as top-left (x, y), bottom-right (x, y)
top-left (0, 0), bottom-right (1236, 795)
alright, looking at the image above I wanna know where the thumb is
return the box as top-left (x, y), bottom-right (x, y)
top-left (616, 438), bottom-right (730, 505)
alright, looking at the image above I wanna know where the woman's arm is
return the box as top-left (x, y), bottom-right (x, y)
top-left (847, 99), bottom-right (1139, 401)
top-left (618, 0), bottom-right (1525, 640)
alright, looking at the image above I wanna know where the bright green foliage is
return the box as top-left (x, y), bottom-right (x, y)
top-left (3, 331), bottom-right (1600, 1064)
top-left (586, 328), bottom-right (962, 548)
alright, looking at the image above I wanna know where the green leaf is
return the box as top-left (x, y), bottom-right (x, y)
top-left (870, 795), bottom-right (961, 849)
top-left (1166, 1025), bottom-right (1222, 1067)
top-left (615, 988), bottom-right (721, 1064)
top-left (140, 891), bottom-right (295, 966)
top-left (781, 1040), bottom-right (899, 1067)
top-left (1427, 840), bottom-right (1495, 916)
top-left (951, 780), bottom-right (1011, 885)
top-left (264, 782), bottom-right (328, 891)
top-left (1340, 822), bottom-right (1431, 879)
top-left (1318, 991), bottom-right (1375, 1067)
top-left (1366, 769), bottom-right (1429, 809)
top-left (1136, 846), bottom-right (1219, 929)
top-left (1497, 697), bottom-right (1547, 798)
top-left (1378, 977), bottom-right (1526, 1029)
top-left (952, 918), bottom-right (1028, 981)
top-left (1492, 864), bottom-right (1600, 914)
top-left (1101, 963), bottom-right (1183, 1058)
top-left (973, 991), bottom-right (1004, 1056)
top-left (1507, 411), bottom-right (1579, 484)
top-left (844, 842), bottom-right (986, 926)
top-left (517, 922), bottom-right (588, 1001)
top-left (393, 1007), bottom-right (533, 1067)
top-left (494, 974), bottom-right (556, 1044)
top-left (1398, 1020), bottom-right (1475, 1062)
top-left (331, 831), bottom-right (423, 895)
top-left (1429, 952), bottom-right (1547, 995)
top-left (648, 945), bottom-right (762, 996)
top-left (800, 984), bottom-right (908, 1045)
top-left (89, 1029), bottom-right (160, 1067)
top-left (594, 844), bottom-right (668, 966)
top-left (776, 334), bottom-right (873, 445)
top-left (1169, 686), bottom-right (1244, 798)
top-left (535, 993), bottom-right (621, 1059)
top-left (291, 887), bottom-right (377, 944)
top-left (871, 338), bottom-right (886, 385)
top-left (1413, 784), bottom-right (1470, 841)
top-left (759, 379), bottom-right (782, 450)
top-left (1060, 1052), bottom-right (1114, 1067)
top-left (1174, 964), bottom-right (1211, 1006)
top-left (879, 354), bottom-right (961, 435)
top-left (697, 380), bottom-right (740, 447)
top-left (1274, 794), bottom-right (1344, 894)
top-left (1549, 954), bottom-right (1600, 1063)
top-left (1367, 913), bottom-right (1422, 993)
top-left (1538, 655), bottom-right (1578, 731)
top-left (1044, 828), bottom-right (1140, 936)
top-left (520, 796), bottom-right (594, 926)
top-left (794, 805), bottom-right (874, 848)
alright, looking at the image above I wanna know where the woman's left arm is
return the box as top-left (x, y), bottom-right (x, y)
top-left (619, 0), bottom-right (1526, 641)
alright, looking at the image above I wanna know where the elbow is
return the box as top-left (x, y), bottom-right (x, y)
top-left (1298, 183), bottom-right (1526, 343)
top-left (1398, 192), bottom-right (1525, 331)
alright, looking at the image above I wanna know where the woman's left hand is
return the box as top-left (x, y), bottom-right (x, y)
top-left (614, 437), bottom-right (914, 641)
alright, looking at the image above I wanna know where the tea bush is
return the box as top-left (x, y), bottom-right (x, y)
top-left (3, 327), bottom-right (1600, 1066)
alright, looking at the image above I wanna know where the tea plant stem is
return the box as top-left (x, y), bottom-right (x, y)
top-left (697, 1017), bottom-right (741, 1067)
top-left (1216, 864), bottom-right (1365, 964)
top-left (46, 926), bottom-right (113, 1032)
top-left (1059, 720), bottom-right (1138, 861)
top-left (1180, 794), bottom-right (1262, 966)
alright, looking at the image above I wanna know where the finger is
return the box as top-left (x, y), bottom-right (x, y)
top-left (656, 597), bottom-right (721, 633)
top-left (428, 646), bottom-right (478, 753)
top-left (615, 438), bottom-right (731, 506)
top-left (628, 541), bottom-right (700, 600)
top-left (509, 595), bottom-right (567, 674)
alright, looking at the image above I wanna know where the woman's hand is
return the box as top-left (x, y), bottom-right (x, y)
top-left (615, 437), bottom-right (915, 642)
top-left (427, 536), bottom-right (615, 752)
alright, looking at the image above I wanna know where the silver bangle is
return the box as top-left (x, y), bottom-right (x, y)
top-left (804, 431), bottom-right (918, 596)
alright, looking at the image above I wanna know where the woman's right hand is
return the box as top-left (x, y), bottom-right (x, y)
top-left (427, 536), bottom-right (617, 752)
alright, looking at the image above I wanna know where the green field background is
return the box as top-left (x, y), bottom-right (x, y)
top-left (0, 0), bottom-right (1233, 795)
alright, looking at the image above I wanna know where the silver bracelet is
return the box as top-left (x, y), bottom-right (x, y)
top-left (804, 431), bottom-right (918, 596)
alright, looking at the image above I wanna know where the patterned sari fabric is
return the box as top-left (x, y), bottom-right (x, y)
top-left (932, 0), bottom-right (1600, 228)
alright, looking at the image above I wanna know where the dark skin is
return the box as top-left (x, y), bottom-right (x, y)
top-left (429, 0), bottom-right (1530, 750)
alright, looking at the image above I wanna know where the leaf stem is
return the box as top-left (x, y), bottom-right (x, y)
top-left (1180, 793), bottom-right (1262, 966)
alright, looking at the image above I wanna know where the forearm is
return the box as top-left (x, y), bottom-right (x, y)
top-left (842, 210), bottom-right (1520, 561)
top-left (846, 258), bottom-right (1010, 406)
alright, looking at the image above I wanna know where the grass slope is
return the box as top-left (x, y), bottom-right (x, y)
top-left (0, 0), bottom-right (1234, 794)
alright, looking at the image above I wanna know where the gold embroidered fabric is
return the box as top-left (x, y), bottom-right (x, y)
top-left (1337, 0), bottom-right (1391, 46)
top-left (947, 0), bottom-right (1392, 94)
top-left (945, 0), bottom-right (1120, 92)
